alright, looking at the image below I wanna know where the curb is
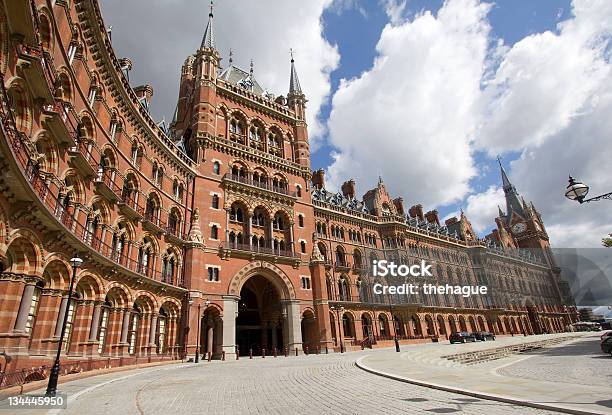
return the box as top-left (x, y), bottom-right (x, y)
top-left (355, 355), bottom-right (608, 415)
top-left (0, 359), bottom-right (184, 399)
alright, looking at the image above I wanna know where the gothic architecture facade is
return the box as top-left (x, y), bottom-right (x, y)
top-left (0, 0), bottom-right (575, 375)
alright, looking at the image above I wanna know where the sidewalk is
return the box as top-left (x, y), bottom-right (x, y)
top-left (356, 333), bottom-right (611, 415)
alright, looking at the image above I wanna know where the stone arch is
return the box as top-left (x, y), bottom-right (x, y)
top-left (6, 77), bottom-right (33, 135)
top-left (5, 229), bottom-right (43, 275)
top-left (75, 272), bottom-right (104, 301)
top-left (41, 256), bottom-right (71, 290)
top-left (133, 291), bottom-right (159, 313)
top-left (37, 7), bottom-right (54, 52)
top-left (105, 283), bottom-right (132, 308)
top-left (33, 130), bottom-right (59, 174)
top-left (228, 260), bottom-right (296, 299)
top-left (160, 298), bottom-right (181, 318)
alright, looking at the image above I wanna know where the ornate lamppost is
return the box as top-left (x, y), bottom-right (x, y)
top-left (46, 256), bottom-right (83, 397)
top-left (329, 305), bottom-right (345, 353)
top-left (565, 176), bottom-right (612, 203)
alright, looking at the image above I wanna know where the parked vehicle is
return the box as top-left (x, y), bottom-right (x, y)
top-left (472, 331), bottom-right (496, 341)
top-left (601, 336), bottom-right (612, 356)
top-left (449, 332), bottom-right (476, 344)
top-left (600, 330), bottom-right (612, 340)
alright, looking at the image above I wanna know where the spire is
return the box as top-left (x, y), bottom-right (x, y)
top-left (201, 1), bottom-right (215, 50)
top-left (228, 49), bottom-right (233, 65)
top-left (288, 49), bottom-right (303, 95)
top-left (498, 205), bottom-right (504, 217)
top-left (496, 156), bottom-right (524, 221)
top-left (250, 59), bottom-right (254, 76)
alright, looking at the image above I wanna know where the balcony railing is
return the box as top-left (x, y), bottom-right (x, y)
top-left (225, 241), bottom-right (297, 258)
top-left (68, 139), bottom-right (99, 177)
top-left (94, 168), bottom-right (122, 201)
top-left (118, 195), bottom-right (145, 219)
top-left (222, 173), bottom-right (295, 197)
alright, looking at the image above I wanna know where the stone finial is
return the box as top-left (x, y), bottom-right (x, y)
top-left (188, 208), bottom-right (203, 244)
top-left (310, 239), bottom-right (325, 264)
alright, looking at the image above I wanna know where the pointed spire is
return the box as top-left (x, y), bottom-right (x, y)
top-left (496, 156), bottom-right (524, 221)
top-left (201, 1), bottom-right (215, 50)
top-left (289, 48), bottom-right (303, 95)
top-left (228, 48), bottom-right (233, 65)
top-left (498, 205), bottom-right (504, 217)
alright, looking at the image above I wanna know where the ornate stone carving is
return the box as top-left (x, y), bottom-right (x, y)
top-left (188, 207), bottom-right (203, 244)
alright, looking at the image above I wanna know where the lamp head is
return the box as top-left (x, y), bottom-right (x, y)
top-left (70, 257), bottom-right (83, 268)
top-left (565, 175), bottom-right (589, 202)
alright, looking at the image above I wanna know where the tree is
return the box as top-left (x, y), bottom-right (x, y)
top-left (603, 233), bottom-right (612, 247)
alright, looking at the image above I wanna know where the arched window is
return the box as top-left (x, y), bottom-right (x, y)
top-left (338, 276), bottom-right (349, 301)
top-left (296, 185), bottom-right (302, 197)
top-left (22, 283), bottom-right (42, 338)
top-left (97, 298), bottom-right (112, 354)
top-left (210, 225), bottom-right (219, 240)
top-left (273, 212), bottom-right (285, 230)
top-left (249, 126), bottom-right (263, 150)
top-left (229, 118), bottom-right (245, 144)
top-left (335, 246), bottom-right (346, 266)
top-left (128, 305), bottom-right (141, 355)
top-left (213, 161), bottom-right (220, 175)
top-left (157, 308), bottom-right (167, 354)
top-left (230, 205), bottom-right (244, 223)
top-left (300, 241), bottom-right (306, 254)
top-left (211, 194), bottom-right (219, 209)
top-left (138, 239), bottom-right (154, 276)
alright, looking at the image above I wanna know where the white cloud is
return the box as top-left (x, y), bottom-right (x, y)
top-left (99, 0), bottom-right (339, 147)
top-left (382, 0), bottom-right (407, 24)
top-left (326, 0), bottom-right (491, 206)
top-left (464, 186), bottom-right (504, 234)
top-left (327, 0), bottom-right (612, 247)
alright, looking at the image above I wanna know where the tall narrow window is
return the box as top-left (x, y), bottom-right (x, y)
top-left (24, 286), bottom-right (42, 337)
top-left (109, 120), bottom-right (118, 141)
top-left (128, 310), bottom-right (140, 355)
top-left (211, 194), bottom-right (219, 209)
top-left (210, 225), bottom-right (218, 240)
top-left (213, 161), bottom-right (220, 175)
top-left (63, 300), bottom-right (76, 352)
top-left (97, 304), bottom-right (110, 354)
top-left (67, 42), bottom-right (77, 64)
top-left (88, 86), bottom-right (97, 106)
top-left (157, 313), bottom-right (166, 354)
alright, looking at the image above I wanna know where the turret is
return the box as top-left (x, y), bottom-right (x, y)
top-left (288, 51), bottom-right (310, 168)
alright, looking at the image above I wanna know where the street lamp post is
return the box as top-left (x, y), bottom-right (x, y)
top-left (195, 303), bottom-right (201, 363)
top-left (389, 305), bottom-right (400, 352)
top-left (565, 176), bottom-right (612, 204)
top-left (45, 256), bottom-right (83, 397)
top-left (330, 305), bottom-right (345, 353)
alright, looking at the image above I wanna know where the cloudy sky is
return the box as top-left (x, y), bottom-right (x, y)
top-left (100, 0), bottom-right (612, 248)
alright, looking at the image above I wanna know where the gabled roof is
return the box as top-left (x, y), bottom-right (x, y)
top-left (312, 188), bottom-right (370, 214)
top-left (219, 65), bottom-right (265, 95)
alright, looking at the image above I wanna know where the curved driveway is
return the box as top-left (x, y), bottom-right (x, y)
top-left (34, 350), bottom-right (562, 415)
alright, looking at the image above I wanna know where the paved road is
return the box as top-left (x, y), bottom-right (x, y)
top-left (499, 333), bottom-right (612, 387)
top-left (20, 351), bottom-right (562, 415)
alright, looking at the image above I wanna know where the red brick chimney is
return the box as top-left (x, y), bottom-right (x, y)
top-left (409, 204), bottom-right (424, 221)
top-left (341, 179), bottom-right (356, 198)
top-left (312, 169), bottom-right (325, 190)
top-left (425, 209), bottom-right (440, 225)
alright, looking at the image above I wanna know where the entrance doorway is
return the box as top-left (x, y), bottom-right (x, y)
top-left (236, 274), bottom-right (284, 356)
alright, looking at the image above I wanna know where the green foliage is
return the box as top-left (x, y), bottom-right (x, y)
top-left (603, 233), bottom-right (612, 247)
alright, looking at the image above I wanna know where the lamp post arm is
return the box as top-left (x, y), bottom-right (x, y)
top-left (582, 192), bottom-right (612, 203)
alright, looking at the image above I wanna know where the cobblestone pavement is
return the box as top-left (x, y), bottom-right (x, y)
top-left (498, 333), bottom-right (612, 387)
top-left (17, 350), bottom-right (563, 415)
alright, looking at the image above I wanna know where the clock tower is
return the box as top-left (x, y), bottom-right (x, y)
top-left (494, 159), bottom-right (550, 252)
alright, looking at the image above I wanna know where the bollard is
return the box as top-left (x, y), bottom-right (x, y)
top-left (207, 352), bottom-right (212, 362)
top-left (236, 346), bottom-right (240, 360)
top-left (222, 351), bottom-right (226, 361)
top-left (284, 347), bottom-right (288, 357)
top-left (295, 347), bottom-right (298, 356)
top-left (317, 346), bottom-right (320, 355)
top-left (249, 348), bottom-right (253, 359)
top-left (273, 348), bottom-right (277, 358)
top-left (325, 346), bottom-right (329, 354)
top-left (262, 348), bottom-right (266, 358)
top-left (304, 345), bottom-right (308, 355)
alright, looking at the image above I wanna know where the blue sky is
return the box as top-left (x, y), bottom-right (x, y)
top-left (102, 0), bottom-right (611, 247)
top-left (313, 0), bottom-right (572, 231)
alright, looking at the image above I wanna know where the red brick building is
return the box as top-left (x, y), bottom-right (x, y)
top-left (0, 0), bottom-right (575, 376)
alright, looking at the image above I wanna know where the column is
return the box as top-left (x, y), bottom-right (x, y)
top-left (14, 283), bottom-right (36, 332)
top-left (120, 309), bottom-right (131, 343)
top-left (284, 300), bottom-right (302, 354)
top-left (271, 321), bottom-right (278, 351)
top-left (225, 210), bottom-right (230, 243)
top-left (248, 214), bottom-right (253, 249)
top-left (290, 223), bottom-right (295, 253)
top-left (89, 302), bottom-right (103, 341)
top-left (222, 296), bottom-right (238, 357)
top-left (149, 313), bottom-right (158, 354)
top-left (268, 220), bottom-right (274, 249)
top-left (54, 296), bottom-right (69, 337)
top-left (206, 322), bottom-right (214, 355)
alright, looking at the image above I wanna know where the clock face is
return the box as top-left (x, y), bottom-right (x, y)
top-left (512, 223), bottom-right (527, 234)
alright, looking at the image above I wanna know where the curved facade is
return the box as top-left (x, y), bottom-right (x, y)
top-left (0, 0), bottom-right (575, 376)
